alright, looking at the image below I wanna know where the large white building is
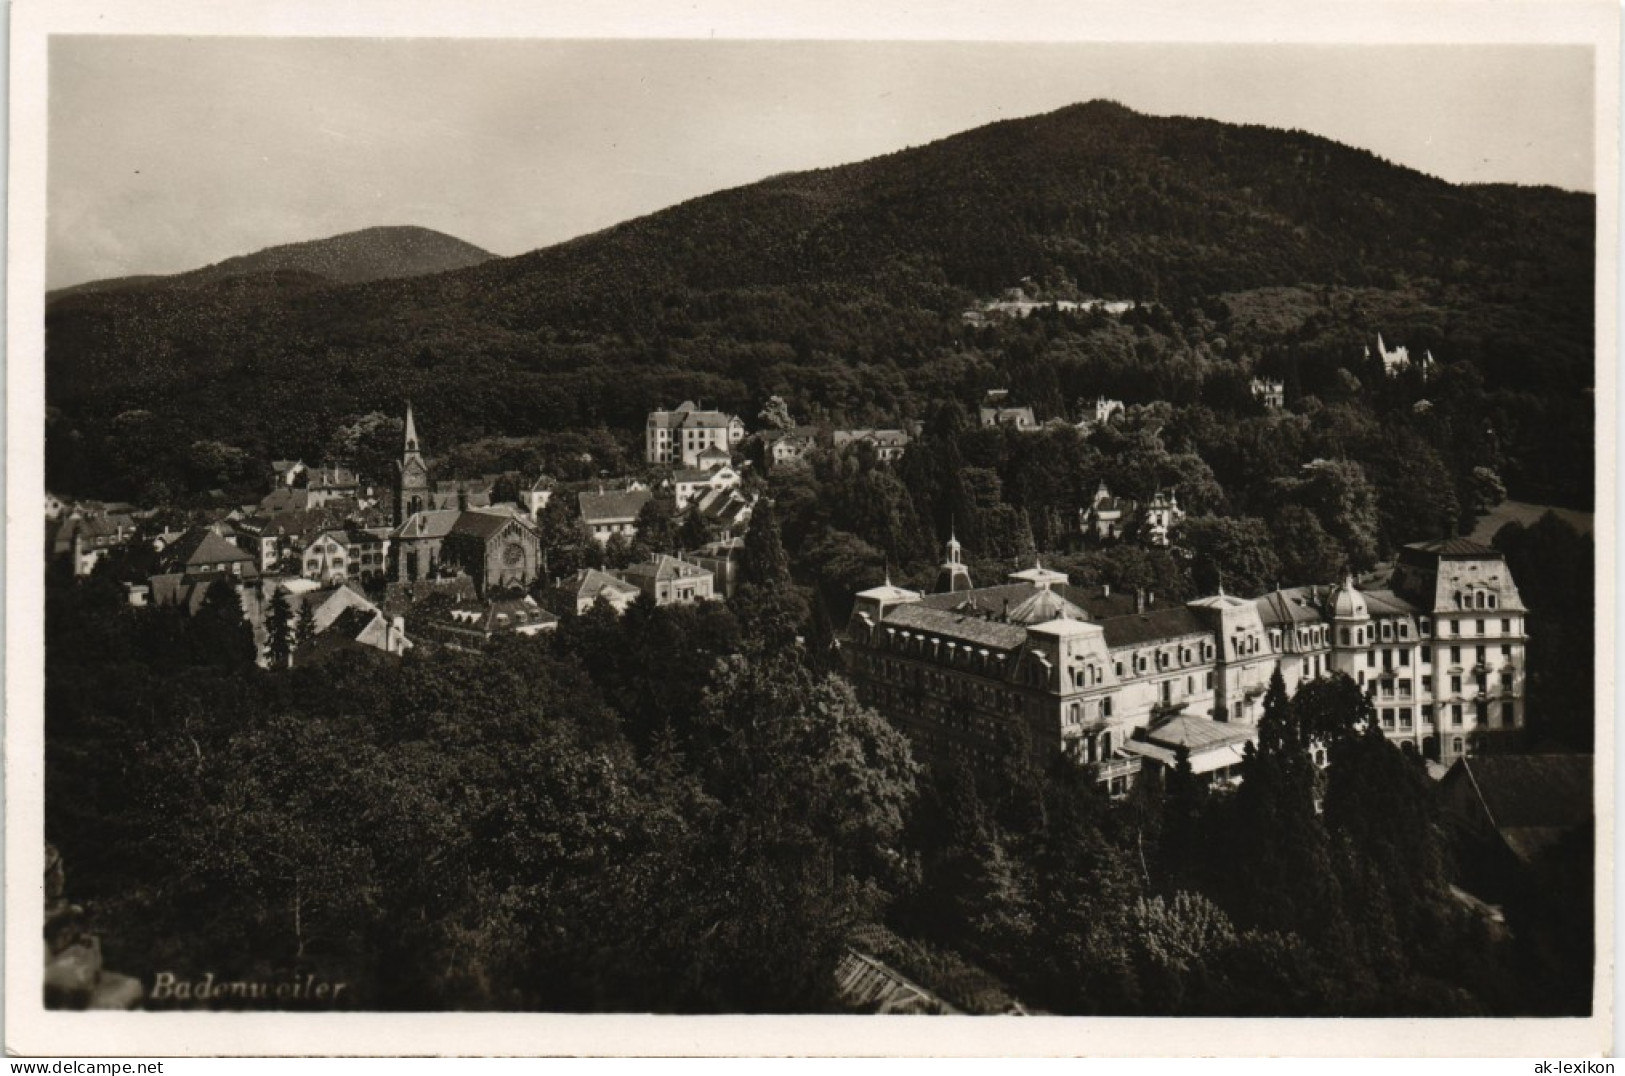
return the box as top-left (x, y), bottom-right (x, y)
top-left (842, 536), bottom-right (1527, 791)
top-left (646, 401), bottom-right (746, 467)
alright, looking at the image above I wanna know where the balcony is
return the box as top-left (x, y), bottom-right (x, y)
top-left (1092, 755), bottom-right (1143, 783)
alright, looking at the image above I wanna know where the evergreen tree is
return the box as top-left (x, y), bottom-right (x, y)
top-left (739, 499), bottom-right (792, 589)
top-left (295, 600), bottom-right (317, 654)
top-left (264, 589), bottom-right (294, 669)
top-left (188, 577), bottom-right (256, 669)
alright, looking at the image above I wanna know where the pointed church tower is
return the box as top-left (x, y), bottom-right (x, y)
top-left (395, 401), bottom-right (431, 526)
top-left (933, 530), bottom-right (975, 594)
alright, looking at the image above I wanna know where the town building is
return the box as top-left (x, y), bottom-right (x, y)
top-left (1141, 490), bottom-right (1184, 546)
top-left (979, 406), bottom-right (1038, 431)
top-left (833, 428), bottom-right (911, 463)
top-left (692, 487), bottom-right (755, 541)
top-left (157, 526), bottom-right (257, 580)
top-left (518, 475), bottom-right (555, 520)
top-left (1082, 482), bottom-right (1130, 540)
top-left (646, 401), bottom-right (746, 467)
top-left (419, 594), bottom-right (559, 648)
top-left (688, 537), bottom-right (744, 599)
top-left (258, 487), bottom-right (314, 516)
top-left (298, 527), bottom-right (390, 586)
top-left (618, 554), bottom-right (716, 606)
top-left (296, 605), bottom-right (413, 664)
top-left (672, 463), bottom-right (742, 511)
top-left (136, 525), bottom-right (262, 611)
top-left (1368, 333), bottom-right (1437, 380)
top-left (761, 426), bottom-right (820, 470)
top-left (843, 536), bottom-right (1530, 786)
top-left (579, 488), bottom-right (652, 546)
top-left (556, 567), bottom-right (642, 615)
top-left (267, 459), bottom-right (308, 489)
top-left (1088, 397), bottom-right (1126, 426)
top-left (52, 513), bottom-right (138, 577)
top-left (304, 464), bottom-right (362, 507)
top-left (1250, 377), bottom-right (1285, 410)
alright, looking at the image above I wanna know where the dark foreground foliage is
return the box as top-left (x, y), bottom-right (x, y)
top-left (46, 561), bottom-right (1589, 1014)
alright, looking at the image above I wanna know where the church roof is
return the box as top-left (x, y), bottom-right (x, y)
top-left (395, 509), bottom-right (463, 541)
top-left (449, 510), bottom-right (531, 540)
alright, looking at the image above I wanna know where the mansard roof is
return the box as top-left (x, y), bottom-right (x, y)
top-left (1099, 607), bottom-right (1209, 649)
top-left (882, 601), bottom-right (1029, 651)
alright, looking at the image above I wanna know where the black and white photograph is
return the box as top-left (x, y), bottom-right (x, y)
top-left (7, 0), bottom-right (1616, 1058)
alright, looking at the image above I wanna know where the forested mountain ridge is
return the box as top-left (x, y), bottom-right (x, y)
top-left (46, 100), bottom-right (1593, 505)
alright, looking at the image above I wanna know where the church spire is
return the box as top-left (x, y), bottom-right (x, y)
top-left (404, 400), bottom-right (420, 453)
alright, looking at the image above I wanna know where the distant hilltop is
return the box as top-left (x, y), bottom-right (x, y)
top-left (48, 225), bottom-right (496, 302)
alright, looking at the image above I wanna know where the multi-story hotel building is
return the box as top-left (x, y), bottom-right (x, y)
top-left (842, 536), bottom-right (1527, 788)
top-left (646, 402), bottom-right (747, 467)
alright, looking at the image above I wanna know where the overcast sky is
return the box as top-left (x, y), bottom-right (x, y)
top-left (47, 38), bottom-right (1595, 290)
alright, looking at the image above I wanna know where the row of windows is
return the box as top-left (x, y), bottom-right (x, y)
top-left (1380, 701), bottom-right (1518, 729)
top-left (1115, 640), bottom-right (1214, 679)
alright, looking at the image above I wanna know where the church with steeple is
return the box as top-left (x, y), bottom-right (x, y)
top-left (388, 402), bottom-right (542, 593)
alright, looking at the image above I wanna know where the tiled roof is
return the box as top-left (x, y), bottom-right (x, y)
top-left (259, 488), bottom-right (312, 514)
top-left (649, 403), bottom-right (740, 430)
top-left (563, 568), bottom-right (640, 600)
top-left (578, 489), bottom-right (651, 523)
top-left (162, 528), bottom-right (254, 571)
top-left (621, 554), bottom-right (710, 584)
top-left (307, 465), bottom-right (358, 489)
